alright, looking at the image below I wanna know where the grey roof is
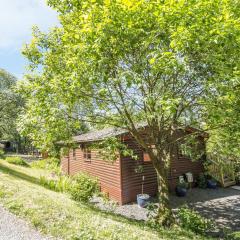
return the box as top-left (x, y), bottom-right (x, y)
top-left (72, 123), bottom-right (207, 143)
top-left (73, 127), bottom-right (128, 143)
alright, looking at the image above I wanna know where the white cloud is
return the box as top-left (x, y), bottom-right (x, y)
top-left (0, 0), bottom-right (59, 50)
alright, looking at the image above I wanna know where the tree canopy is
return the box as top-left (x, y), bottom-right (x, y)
top-left (20, 0), bottom-right (240, 225)
top-left (0, 69), bottom-right (23, 142)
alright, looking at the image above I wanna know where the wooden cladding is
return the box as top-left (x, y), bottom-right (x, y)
top-left (61, 147), bottom-right (122, 203)
top-left (120, 133), bottom-right (205, 204)
top-left (61, 129), bottom-right (205, 205)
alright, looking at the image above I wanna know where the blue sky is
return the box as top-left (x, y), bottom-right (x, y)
top-left (0, 0), bottom-right (59, 79)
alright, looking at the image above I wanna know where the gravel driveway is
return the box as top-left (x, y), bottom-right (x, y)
top-left (93, 187), bottom-right (240, 232)
top-left (0, 205), bottom-right (52, 240)
top-left (170, 187), bottom-right (240, 231)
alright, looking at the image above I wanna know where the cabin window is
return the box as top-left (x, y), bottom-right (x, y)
top-left (83, 147), bottom-right (91, 161)
top-left (143, 151), bottom-right (151, 162)
top-left (72, 149), bottom-right (76, 160)
top-left (143, 145), bottom-right (155, 163)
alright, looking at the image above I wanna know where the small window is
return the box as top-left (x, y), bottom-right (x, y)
top-left (143, 146), bottom-right (155, 163)
top-left (143, 152), bottom-right (151, 162)
top-left (83, 147), bottom-right (91, 161)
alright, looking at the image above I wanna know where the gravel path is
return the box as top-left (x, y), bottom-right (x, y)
top-left (0, 205), bottom-right (53, 240)
top-left (173, 187), bottom-right (240, 231)
top-left (92, 187), bottom-right (240, 231)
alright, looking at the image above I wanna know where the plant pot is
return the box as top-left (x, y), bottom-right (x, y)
top-left (207, 179), bottom-right (217, 189)
top-left (175, 186), bottom-right (187, 197)
top-left (137, 194), bottom-right (150, 208)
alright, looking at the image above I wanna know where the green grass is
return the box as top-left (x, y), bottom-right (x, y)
top-left (5, 156), bottom-right (29, 167)
top-left (0, 160), bottom-right (211, 240)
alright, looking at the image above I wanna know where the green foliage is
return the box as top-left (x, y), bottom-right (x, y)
top-left (0, 160), bottom-right (212, 239)
top-left (21, 0), bottom-right (240, 226)
top-left (226, 231), bottom-right (240, 240)
top-left (0, 149), bottom-right (5, 159)
top-left (0, 69), bottom-right (23, 142)
top-left (146, 203), bottom-right (159, 227)
top-left (179, 136), bottom-right (205, 161)
top-left (196, 173), bottom-right (207, 189)
top-left (93, 137), bottom-right (138, 162)
top-left (178, 206), bottom-right (215, 235)
top-left (236, 172), bottom-right (240, 185)
top-left (177, 180), bottom-right (189, 189)
top-left (39, 175), bottom-right (71, 192)
top-left (69, 173), bottom-right (99, 203)
top-left (134, 164), bottom-right (144, 174)
top-left (31, 157), bottom-right (60, 173)
top-left (0, 187), bottom-right (6, 198)
top-left (17, 74), bottom-right (88, 155)
top-left (5, 156), bottom-right (29, 167)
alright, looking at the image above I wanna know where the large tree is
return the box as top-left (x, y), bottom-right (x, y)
top-left (21, 0), bottom-right (240, 225)
top-left (0, 69), bottom-right (23, 144)
top-left (17, 74), bottom-right (88, 155)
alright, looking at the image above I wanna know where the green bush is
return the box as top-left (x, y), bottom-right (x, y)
top-left (226, 231), bottom-right (240, 240)
top-left (0, 149), bottom-right (5, 159)
top-left (5, 156), bottom-right (29, 167)
top-left (196, 173), bottom-right (207, 188)
top-left (177, 206), bottom-right (214, 235)
top-left (39, 175), bottom-right (71, 192)
top-left (31, 157), bottom-right (60, 173)
top-left (69, 173), bottom-right (99, 203)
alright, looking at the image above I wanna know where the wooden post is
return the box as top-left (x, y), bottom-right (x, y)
top-left (142, 175), bottom-right (145, 195)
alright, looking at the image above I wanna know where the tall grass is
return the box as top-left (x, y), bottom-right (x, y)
top-left (39, 175), bottom-right (71, 192)
top-left (5, 156), bottom-right (29, 167)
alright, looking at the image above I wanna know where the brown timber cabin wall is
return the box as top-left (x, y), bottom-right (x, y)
top-left (61, 147), bottom-right (122, 203)
top-left (61, 129), bottom-right (205, 205)
top-left (120, 132), bottom-right (205, 204)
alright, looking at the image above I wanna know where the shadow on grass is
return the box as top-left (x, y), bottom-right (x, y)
top-left (76, 202), bottom-right (199, 239)
top-left (0, 162), bottom-right (204, 239)
top-left (0, 162), bottom-right (41, 186)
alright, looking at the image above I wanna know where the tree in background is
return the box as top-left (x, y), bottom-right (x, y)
top-left (20, 0), bottom-right (240, 226)
top-left (0, 69), bottom-right (24, 151)
top-left (207, 78), bottom-right (240, 163)
top-left (17, 74), bottom-right (88, 156)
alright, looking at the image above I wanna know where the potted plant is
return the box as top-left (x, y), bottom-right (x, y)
top-left (137, 176), bottom-right (150, 207)
top-left (207, 178), bottom-right (217, 189)
top-left (175, 179), bottom-right (188, 197)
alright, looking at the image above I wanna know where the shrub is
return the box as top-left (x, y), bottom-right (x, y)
top-left (39, 175), bottom-right (71, 192)
top-left (31, 157), bottom-right (60, 173)
top-left (0, 149), bottom-right (5, 159)
top-left (177, 206), bottom-right (214, 235)
top-left (146, 203), bottom-right (159, 227)
top-left (196, 173), bottom-right (207, 188)
top-left (226, 231), bottom-right (240, 240)
top-left (69, 173), bottom-right (99, 203)
top-left (5, 156), bottom-right (29, 167)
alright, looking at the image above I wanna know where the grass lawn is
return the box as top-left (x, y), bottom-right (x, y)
top-left (0, 160), bottom-right (211, 240)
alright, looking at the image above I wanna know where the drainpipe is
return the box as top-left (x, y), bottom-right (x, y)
top-left (67, 154), bottom-right (70, 175)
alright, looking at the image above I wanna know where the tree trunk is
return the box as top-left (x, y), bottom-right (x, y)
top-left (154, 163), bottom-right (175, 227)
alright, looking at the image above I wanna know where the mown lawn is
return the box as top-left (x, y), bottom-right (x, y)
top-left (0, 160), bottom-right (211, 240)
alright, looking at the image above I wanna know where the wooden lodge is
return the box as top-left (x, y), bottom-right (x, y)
top-left (61, 126), bottom-right (206, 204)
